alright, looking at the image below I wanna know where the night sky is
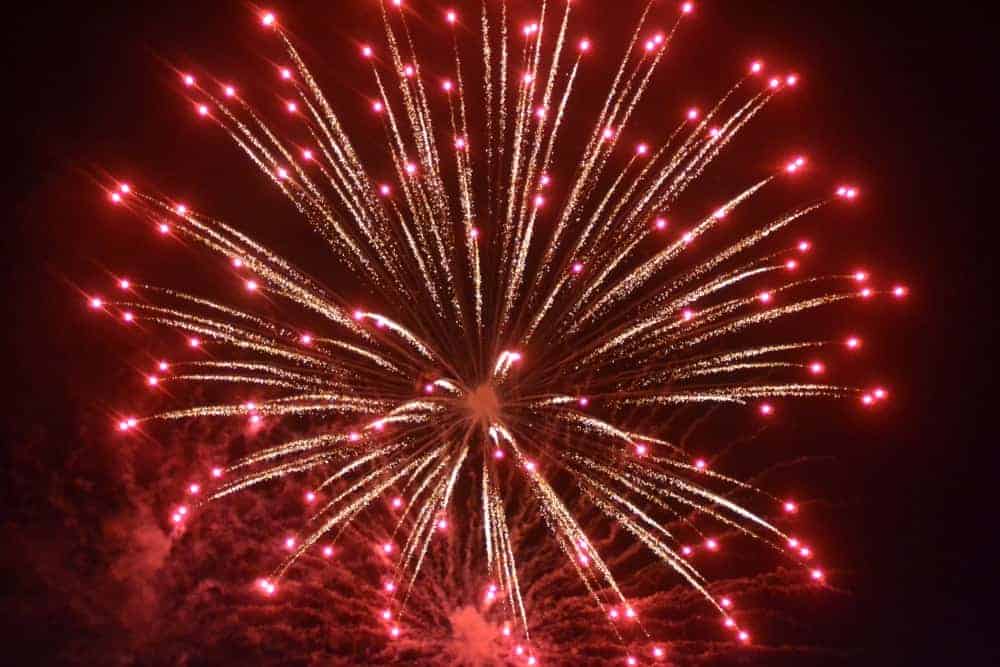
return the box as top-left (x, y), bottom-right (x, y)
top-left (2, 1), bottom-right (994, 664)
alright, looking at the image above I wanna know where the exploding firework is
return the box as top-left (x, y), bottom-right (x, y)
top-left (89, 1), bottom-right (905, 662)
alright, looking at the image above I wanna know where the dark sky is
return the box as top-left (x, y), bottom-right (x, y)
top-left (2, 1), bottom-right (995, 664)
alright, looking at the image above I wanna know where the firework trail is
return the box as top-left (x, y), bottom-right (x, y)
top-left (90, 1), bottom-right (906, 663)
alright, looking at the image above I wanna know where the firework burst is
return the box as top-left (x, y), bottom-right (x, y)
top-left (89, 1), bottom-right (905, 661)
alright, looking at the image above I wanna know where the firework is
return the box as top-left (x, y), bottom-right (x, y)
top-left (90, 1), bottom-right (905, 662)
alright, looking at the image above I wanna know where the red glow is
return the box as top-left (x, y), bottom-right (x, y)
top-left (798, 239), bottom-right (811, 252)
top-left (786, 73), bottom-right (799, 86)
top-left (189, 483), bottom-right (200, 495)
top-left (493, 448), bottom-right (505, 459)
top-left (846, 336), bottom-right (862, 350)
top-left (379, 184), bottom-right (391, 197)
top-left (323, 545), bottom-right (334, 558)
top-left (786, 259), bottom-right (799, 270)
top-left (300, 334), bottom-right (312, 345)
top-left (687, 107), bottom-right (700, 121)
top-left (893, 285), bottom-right (908, 298)
top-left (681, 2), bottom-right (695, 14)
top-left (183, 74), bottom-right (195, 87)
top-left (784, 501), bottom-right (798, 513)
top-left (286, 101), bottom-right (297, 113)
top-left (158, 361), bottom-right (169, 371)
top-left (720, 597), bottom-right (733, 608)
top-left (635, 443), bottom-right (648, 456)
top-left (758, 291), bottom-right (772, 304)
top-left (655, 217), bottom-right (668, 230)
top-left (224, 85), bottom-right (236, 98)
top-left (280, 67), bottom-right (292, 80)
top-left (653, 646), bottom-right (665, 658)
top-left (445, 9), bottom-right (457, 24)
top-left (636, 143), bottom-right (649, 155)
top-left (809, 361), bottom-right (825, 375)
top-left (122, 311), bottom-right (134, 322)
top-left (197, 104), bottom-right (209, 117)
top-left (579, 38), bottom-right (591, 52)
top-left (305, 491), bottom-right (316, 503)
top-left (759, 403), bottom-right (774, 416)
top-left (110, 192), bottom-right (121, 203)
top-left (392, 496), bottom-right (404, 509)
top-left (681, 545), bottom-right (693, 556)
top-left (705, 538), bottom-right (719, 551)
top-left (694, 458), bottom-right (706, 470)
top-left (769, 77), bottom-right (781, 89)
top-left (534, 194), bottom-right (545, 208)
top-left (146, 376), bottom-right (158, 387)
top-left (578, 397), bottom-right (589, 407)
top-left (572, 262), bottom-right (584, 274)
top-left (211, 467), bottom-right (223, 478)
top-left (175, 204), bottom-right (188, 215)
top-left (382, 542), bottom-right (394, 554)
top-left (403, 65), bottom-right (415, 78)
top-left (361, 45), bottom-right (373, 58)
top-left (188, 337), bottom-right (201, 348)
top-left (89, 297), bottom-right (103, 309)
top-left (739, 631), bottom-right (751, 643)
top-left (261, 12), bottom-right (275, 27)
top-left (750, 60), bottom-right (764, 74)
top-left (811, 568), bottom-right (825, 581)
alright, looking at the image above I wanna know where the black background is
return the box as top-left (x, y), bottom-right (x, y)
top-left (2, 1), bottom-right (994, 664)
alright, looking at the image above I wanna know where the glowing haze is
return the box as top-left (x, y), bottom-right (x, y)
top-left (88, 0), bottom-right (906, 663)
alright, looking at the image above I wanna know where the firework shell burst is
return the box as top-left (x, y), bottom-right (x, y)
top-left (90, 0), bottom-right (906, 663)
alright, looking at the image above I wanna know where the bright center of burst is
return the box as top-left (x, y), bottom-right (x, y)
top-left (465, 383), bottom-right (502, 425)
